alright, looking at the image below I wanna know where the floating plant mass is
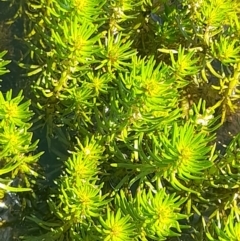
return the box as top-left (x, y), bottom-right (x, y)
top-left (0, 0), bottom-right (240, 240)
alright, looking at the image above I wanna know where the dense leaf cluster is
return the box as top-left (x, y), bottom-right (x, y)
top-left (0, 0), bottom-right (240, 240)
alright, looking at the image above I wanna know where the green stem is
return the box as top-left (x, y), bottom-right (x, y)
top-left (54, 69), bottom-right (69, 94)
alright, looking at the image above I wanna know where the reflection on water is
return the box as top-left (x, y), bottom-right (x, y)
top-left (0, 192), bottom-right (22, 240)
top-left (0, 227), bottom-right (14, 241)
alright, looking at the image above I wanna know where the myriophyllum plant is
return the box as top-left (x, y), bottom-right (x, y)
top-left (0, 0), bottom-right (240, 240)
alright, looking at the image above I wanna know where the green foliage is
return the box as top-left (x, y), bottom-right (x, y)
top-left (1, 0), bottom-right (240, 240)
top-left (114, 188), bottom-right (188, 240)
top-left (0, 50), bottom-right (10, 76)
top-left (0, 89), bottom-right (43, 194)
top-left (97, 208), bottom-right (137, 241)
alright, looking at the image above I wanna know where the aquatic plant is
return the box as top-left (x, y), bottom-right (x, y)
top-left (0, 0), bottom-right (240, 240)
